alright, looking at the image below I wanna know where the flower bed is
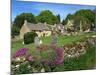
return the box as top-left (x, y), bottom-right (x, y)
top-left (13, 48), bottom-right (28, 58)
top-left (47, 45), bottom-right (64, 65)
top-left (11, 44), bottom-right (64, 74)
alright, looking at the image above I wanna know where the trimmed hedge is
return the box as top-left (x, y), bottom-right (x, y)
top-left (24, 32), bottom-right (38, 44)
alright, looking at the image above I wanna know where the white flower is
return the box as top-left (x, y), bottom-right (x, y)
top-left (22, 57), bottom-right (26, 61)
top-left (15, 57), bottom-right (21, 62)
top-left (28, 65), bottom-right (31, 68)
top-left (15, 64), bottom-right (20, 68)
top-left (41, 68), bottom-right (45, 72)
top-left (68, 54), bottom-right (71, 57)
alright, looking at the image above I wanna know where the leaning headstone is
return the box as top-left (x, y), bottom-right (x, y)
top-left (34, 36), bottom-right (40, 48)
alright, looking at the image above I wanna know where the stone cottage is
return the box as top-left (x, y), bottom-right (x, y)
top-left (51, 23), bottom-right (65, 34)
top-left (65, 19), bottom-right (74, 31)
top-left (20, 20), bottom-right (51, 39)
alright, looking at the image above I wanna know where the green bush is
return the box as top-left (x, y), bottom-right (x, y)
top-left (15, 62), bottom-right (33, 74)
top-left (24, 32), bottom-right (37, 44)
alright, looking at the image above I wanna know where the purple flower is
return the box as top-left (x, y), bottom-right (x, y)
top-left (54, 47), bottom-right (64, 65)
top-left (13, 48), bottom-right (28, 58)
top-left (26, 55), bottom-right (34, 62)
top-left (50, 46), bottom-right (64, 65)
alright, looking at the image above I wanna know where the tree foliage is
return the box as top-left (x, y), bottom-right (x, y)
top-left (62, 14), bottom-right (74, 25)
top-left (36, 10), bottom-right (59, 25)
top-left (11, 25), bottom-right (20, 36)
top-left (62, 9), bottom-right (96, 31)
top-left (13, 13), bottom-right (37, 28)
top-left (24, 32), bottom-right (38, 44)
top-left (75, 9), bottom-right (95, 24)
top-left (56, 14), bottom-right (61, 23)
top-left (74, 9), bottom-right (95, 30)
top-left (12, 13), bottom-right (37, 36)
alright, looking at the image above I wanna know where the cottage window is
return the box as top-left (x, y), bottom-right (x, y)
top-left (39, 30), bottom-right (42, 32)
top-left (32, 30), bottom-right (36, 32)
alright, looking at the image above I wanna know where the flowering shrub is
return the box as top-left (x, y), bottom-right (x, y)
top-left (34, 45), bottom-right (64, 65)
top-left (26, 55), bottom-right (34, 62)
top-left (38, 44), bottom-right (49, 51)
top-left (13, 48), bottom-right (28, 58)
top-left (54, 47), bottom-right (64, 65)
top-left (49, 45), bottom-right (64, 65)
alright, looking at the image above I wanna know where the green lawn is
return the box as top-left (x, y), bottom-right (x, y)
top-left (11, 32), bottom-right (96, 54)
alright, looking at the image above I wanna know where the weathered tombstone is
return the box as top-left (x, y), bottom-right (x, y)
top-left (34, 36), bottom-right (40, 48)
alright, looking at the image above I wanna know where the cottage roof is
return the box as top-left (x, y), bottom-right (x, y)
top-left (26, 22), bottom-right (51, 31)
top-left (66, 19), bottom-right (74, 27)
top-left (54, 24), bottom-right (64, 29)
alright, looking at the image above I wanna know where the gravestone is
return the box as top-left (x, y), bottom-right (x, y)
top-left (34, 36), bottom-right (41, 48)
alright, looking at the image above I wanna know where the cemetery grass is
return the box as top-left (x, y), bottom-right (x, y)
top-left (11, 32), bottom-right (96, 71)
top-left (12, 32), bottom-right (95, 54)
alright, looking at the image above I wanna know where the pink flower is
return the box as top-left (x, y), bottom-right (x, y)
top-left (13, 48), bottom-right (28, 58)
top-left (50, 45), bottom-right (64, 65)
top-left (26, 55), bottom-right (34, 62)
top-left (54, 47), bottom-right (64, 65)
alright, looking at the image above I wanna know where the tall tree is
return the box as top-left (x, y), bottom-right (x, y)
top-left (62, 9), bottom-right (96, 31)
top-left (56, 14), bottom-right (61, 23)
top-left (74, 9), bottom-right (96, 30)
top-left (11, 25), bottom-right (20, 36)
top-left (12, 13), bottom-right (37, 35)
top-left (62, 14), bottom-right (74, 25)
top-left (62, 19), bottom-right (66, 25)
top-left (13, 13), bottom-right (37, 28)
top-left (36, 10), bottom-right (59, 25)
top-left (73, 15), bottom-right (91, 31)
